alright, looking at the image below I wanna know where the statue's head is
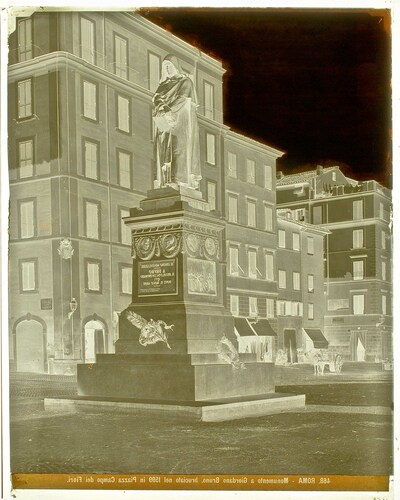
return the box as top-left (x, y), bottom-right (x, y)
top-left (160, 54), bottom-right (183, 81)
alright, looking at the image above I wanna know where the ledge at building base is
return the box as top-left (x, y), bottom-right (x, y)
top-left (44, 393), bottom-right (305, 422)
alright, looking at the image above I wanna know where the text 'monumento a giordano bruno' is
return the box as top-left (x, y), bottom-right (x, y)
top-left (138, 259), bottom-right (177, 296)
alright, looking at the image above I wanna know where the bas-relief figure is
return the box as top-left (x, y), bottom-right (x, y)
top-left (126, 310), bottom-right (174, 349)
top-left (152, 54), bottom-right (201, 190)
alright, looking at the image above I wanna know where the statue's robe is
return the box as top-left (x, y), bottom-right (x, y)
top-left (153, 74), bottom-right (201, 188)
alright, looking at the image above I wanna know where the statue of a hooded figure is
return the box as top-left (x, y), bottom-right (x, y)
top-left (152, 54), bottom-right (202, 190)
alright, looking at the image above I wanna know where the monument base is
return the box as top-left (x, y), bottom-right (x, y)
top-left (77, 354), bottom-right (275, 402)
top-left (44, 393), bottom-right (306, 422)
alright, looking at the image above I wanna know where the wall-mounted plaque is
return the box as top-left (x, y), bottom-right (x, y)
top-left (138, 259), bottom-right (177, 296)
top-left (41, 298), bottom-right (53, 310)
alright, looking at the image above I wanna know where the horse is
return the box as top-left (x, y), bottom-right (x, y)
top-left (304, 349), bottom-right (326, 376)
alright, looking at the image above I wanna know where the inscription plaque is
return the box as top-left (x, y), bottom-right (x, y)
top-left (138, 259), bottom-right (177, 296)
top-left (41, 298), bottom-right (53, 310)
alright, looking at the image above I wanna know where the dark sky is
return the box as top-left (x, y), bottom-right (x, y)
top-left (142, 8), bottom-right (392, 187)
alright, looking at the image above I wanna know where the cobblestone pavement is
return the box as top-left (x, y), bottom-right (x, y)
top-left (8, 369), bottom-right (393, 476)
top-left (10, 405), bottom-right (392, 475)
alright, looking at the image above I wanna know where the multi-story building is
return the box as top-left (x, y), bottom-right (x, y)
top-left (276, 166), bottom-right (393, 362)
top-left (224, 130), bottom-right (283, 361)
top-left (8, 11), bottom-right (283, 374)
top-left (8, 11), bottom-right (227, 374)
top-left (276, 210), bottom-right (330, 363)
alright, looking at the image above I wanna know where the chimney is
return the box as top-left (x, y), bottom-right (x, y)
top-left (277, 171), bottom-right (284, 179)
top-left (316, 165), bottom-right (323, 175)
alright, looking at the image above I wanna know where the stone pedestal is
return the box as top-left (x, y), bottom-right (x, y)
top-left (77, 186), bottom-right (290, 412)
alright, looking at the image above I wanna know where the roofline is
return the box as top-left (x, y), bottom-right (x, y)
top-left (226, 129), bottom-right (285, 158)
top-left (123, 12), bottom-right (226, 75)
top-left (277, 215), bottom-right (331, 235)
top-left (276, 182), bottom-right (309, 190)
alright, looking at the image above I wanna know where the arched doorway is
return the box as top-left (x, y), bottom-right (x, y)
top-left (15, 318), bottom-right (46, 373)
top-left (83, 319), bottom-right (106, 363)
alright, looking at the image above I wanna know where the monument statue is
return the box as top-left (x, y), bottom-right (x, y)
top-left (152, 54), bottom-right (202, 190)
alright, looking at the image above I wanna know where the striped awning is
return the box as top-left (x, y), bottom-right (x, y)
top-left (234, 317), bottom-right (257, 336)
top-left (234, 318), bottom-right (277, 337)
top-left (303, 328), bottom-right (329, 349)
top-left (250, 319), bottom-right (277, 337)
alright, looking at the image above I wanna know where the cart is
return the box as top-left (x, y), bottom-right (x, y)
top-left (319, 350), bottom-right (344, 374)
top-left (301, 348), bottom-right (344, 375)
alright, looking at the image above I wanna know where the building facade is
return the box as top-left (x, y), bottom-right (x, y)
top-left (224, 130), bottom-right (283, 361)
top-left (8, 11), bottom-right (283, 374)
top-left (276, 166), bottom-right (393, 362)
top-left (8, 12), bottom-right (391, 375)
top-left (276, 210), bottom-right (330, 363)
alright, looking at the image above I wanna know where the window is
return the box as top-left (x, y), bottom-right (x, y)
top-left (353, 229), bottom-right (364, 249)
top-left (382, 261), bottom-right (387, 281)
top-left (230, 295), bottom-right (239, 316)
top-left (80, 16), bottom-right (95, 64)
top-left (307, 236), bottom-right (314, 255)
top-left (85, 259), bottom-right (101, 292)
top-left (85, 200), bottom-right (100, 239)
top-left (119, 208), bottom-right (131, 245)
top-left (264, 165), bottom-right (272, 190)
top-left (114, 34), bottom-right (128, 78)
top-left (83, 140), bottom-right (99, 179)
top-left (247, 200), bottom-right (256, 227)
top-left (293, 233), bottom-right (300, 251)
top-left (353, 200), bottom-right (363, 220)
top-left (228, 195), bottom-right (238, 223)
top-left (117, 95), bottom-right (130, 133)
top-left (382, 295), bottom-right (387, 315)
top-left (17, 79), bottom-right (32, 119)
top-left (18, 18), bottom-right (32, 62)
top-left (278, 269), bottom-right (286, 289)
top-left (207, 181), bottom-right (217, 211)
top-left (266, 298), bottom-right (275, 318)
top-left (18, 199), bottom-right (35, 239)
top-left (332, 171), bottom-right (337, 181)
top-left (313, 206), bottom-right (322, 224)
top-left (229, 246), bottom-right (239, 276)
top-left (20, 259), bottom-right (37, 292)
top-left (293, 271), bottom-right (301, 290)
top-left (277, 301), bottom-right (285, 316)
top-left (278, 229), bottom-right (286, 248)
top-left (353, 294), bottom-right (365, 315)
top-left (118, 150), bottom-right (132, 189)
top-left (18, 139), bottom-right (34, 178)
top-left (83, 80), bottom-right (97, 120)
top-left (308, 303), bottom-right (314, 320)
top-left (382, 230), bottom-right (386, 250)
top-left (294, 208), bottom-right (305, 222)
top-left (265, 205), bottom-right (273, 232)
top-left (120, 265), bottom-right (132, 295)
top-left (206, 133), bottom-right (216, 164)
top-left (204, 81), bottom-right (214, 119)
top-left (308, 274), bottom-right (314, 292)
top-left (248, 249), bottom-right (257, 279)
top-left (148, 52), bottom-right (161, 92)
top-left (265, 253), bottom-right (274, 281)
top-left (249, 297), bottom-right (258, 318)
top-left (379, 202), bottom-right (384, 219)
top-left (227, 152), bottom-right (237, 178)
top-left (246, 159), bottom-right (255, 184)
top-left (353, 260), bottom-right (364, 280)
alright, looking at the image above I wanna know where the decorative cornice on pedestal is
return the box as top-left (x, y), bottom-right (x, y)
top-left (131, 220), bottom-right (221, 261)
